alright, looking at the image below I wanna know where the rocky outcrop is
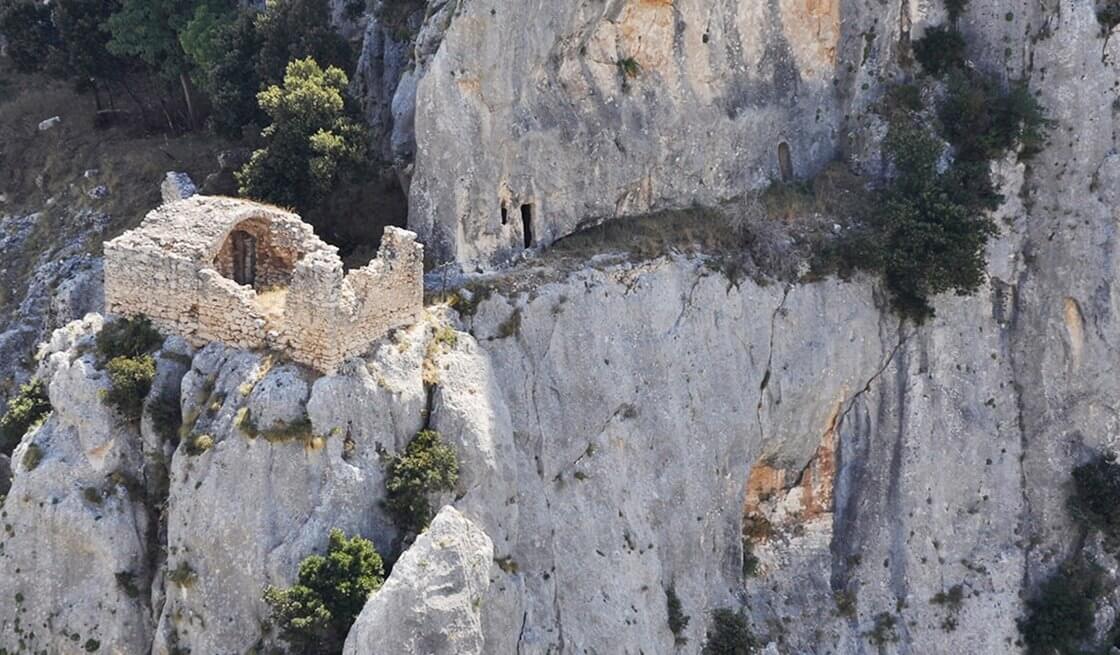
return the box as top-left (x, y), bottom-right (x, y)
top-left (0, 315), bottom-right (152, 654)
top-left (343, 506), bottom-right (494, 655)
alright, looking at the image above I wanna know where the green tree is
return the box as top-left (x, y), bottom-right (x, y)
top-left (254, 0), bottom-right (351, 87)
top-left (47, 0), bottom-right (126, 99)
top-left (0, 0), bottom-right (57, 72)
top-left (195, 8), bottom-right (263, 137)
top-left (236, 57), bottom-right (367, 212)
top-left (1019, 563), bottom-right (1101, 655)
top-left (263, 529), bottom-right (384, 654)
top-left (106, 0), bottom-right (213, 126)
top-left (383, 429), bottom-right (459, 537)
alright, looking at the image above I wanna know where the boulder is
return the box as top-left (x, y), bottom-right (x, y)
top-left (343, 506), bottom-right (494, 655)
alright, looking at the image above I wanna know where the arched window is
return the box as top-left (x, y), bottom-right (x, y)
top-left (778, 142), bottom-right (794, 182)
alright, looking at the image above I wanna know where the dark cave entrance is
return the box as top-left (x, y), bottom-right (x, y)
top-left (501, 201), bottom-right (509, 226)
top-left (521, 203), bottom-right (534, 248)
top-left (778, 142), bottom-right (793, 182)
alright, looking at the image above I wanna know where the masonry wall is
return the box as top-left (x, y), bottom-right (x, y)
top-left (282, 227), bottom-right (424, 372)
top-left (105, 200), bottom-right (425, 373)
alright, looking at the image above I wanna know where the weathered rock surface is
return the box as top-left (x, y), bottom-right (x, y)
top-left (343, 505), bottom-right (494, 655)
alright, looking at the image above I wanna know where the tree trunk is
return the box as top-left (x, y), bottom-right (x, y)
top-left (179, 72), bottom-right (197, 131)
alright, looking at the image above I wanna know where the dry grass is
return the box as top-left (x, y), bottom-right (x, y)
top-left (254, 287), bottom-right (289, 329)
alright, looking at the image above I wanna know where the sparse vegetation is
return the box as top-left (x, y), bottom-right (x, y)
top-left (383, 429), bottom-right (459, 537)
top-left (0, 379), bottom-right (51, 455)
top-left (1099, 1), bottom-right (1120, 34)
top-left (701, 608), bottom-right (756, 655)
top-left (867, 612), bottom-right (898, 645)
top-left (168, 560), bottom-right (197, 587)
top-left (263, 528), bottom-right (384, 655)
top-left (618, 57), bottom-right (641, 79)
top-left (667, 585), bottom-right (690, 644)
top-left (147, 389), bottom-right (183, 444)
top-left (186, 433), bottom-right (214, 455)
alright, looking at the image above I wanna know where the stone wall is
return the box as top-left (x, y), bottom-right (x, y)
top-left (282, 227), bottom-right (424, 372)
top-left (104, 197), bottom-right (424, 373)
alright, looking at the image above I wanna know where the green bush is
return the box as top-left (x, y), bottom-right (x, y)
top-left (236, 57), bottom-right (367, 214)
top-left (384, 429), bottom-right (459, 536)
top-left (0, 379), bottom-right (51, 456)
top-left (97, 315), bottom-right (164, 363)
top-left (147, 390), bottom-right (183, 444)
top-left (1019, 562), bottom-right (1101, 655)
top-left (667, 585), bottom-right (690, 644)
top-left (264, 528), bottom-right (384, 655)
top-left (1070, 454), bottom-right (1120, 544)
top-left (702, 608), bottom-right (756, 655)
top-left (945, 0), bottom-right (970, 21)
top-left (1099, 1), bottom-right (1120, 33)
top-left (913, 26), bottom-right (966, 77)
top-left (105, 355), bottom-right (157, 421)
top-left (22, 443), bottom-right (43, 471)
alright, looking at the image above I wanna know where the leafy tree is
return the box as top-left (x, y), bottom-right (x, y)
top-left (106, 0), bottom-right (217, 126)
top-left (0, 379), bottom-right (51, 456)
top-left (0, 0), bottom-right (57, 72)
top-left (236, 57), bottom-right (367, 213)
top-left (254, 0), bottom-right (351, 87)
top-left (383, 429), bottom-right (459, 537)
top-left (263, 529), bottom-right (384, 654)
top-left (47, 0), bottom-right (126, 95)
top-left (178, 0), bottom-right (236, 81)
top-left (702, 608), bottom-right (756, 655)
top-left (196, 8), bottom-right (264, 137)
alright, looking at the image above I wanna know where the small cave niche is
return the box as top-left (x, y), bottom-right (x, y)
top-left (520, 203), bottom-right (534, 248)
top-left (778, 141), bottom-right (794, 182)
top-left (501, 201), bottom-right (509, 226)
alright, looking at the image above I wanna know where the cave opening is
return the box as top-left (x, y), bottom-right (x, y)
top-left (521, 203), bottom-right (534, 248)
top-left (778, 141), bottom-right (793, 182)
top-left (501, 201), bottom-right (509, 225)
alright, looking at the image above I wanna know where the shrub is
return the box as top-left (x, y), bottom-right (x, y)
top-left (945, 0), bottom-right (970, 21)
top-left (147, 390), bottom-right (183, 444)
top-left (0, 379), bottom-right (51, 456)
top-left (168, 560), bottom-right (197, 587)
top-left (1070, 453), bottom-right (1120, 544)
top-left (21, 443), bottom-right (43, 471)
top-left (236, 57), bottom-right (367, 214)
top-left (383, 429), bottom-right (459, 536)
top-left (264, 528), bottom-right (384, 655)
top-left (1099, 1), bottom-right (1120, 33)
top-left (186, 433), bottom-right (214, 455)
top-left (867, 612), bottom-right (899, 645)
top-left (96, 315), bottom-right (163, 363)
top-left (105, 355), bottom-right (157, 421)
top-left (667, 585), bottom-right (690, 644)
top-left (702, 608), bottom-right (756, 655)
top-left (913, 26), bottom-right (966, 77)
top-left (1019, 562), bottom-right (1101, 655)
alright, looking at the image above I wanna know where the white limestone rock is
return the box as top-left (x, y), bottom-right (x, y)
top-left (160, 172), bottom-right (197, 204)
top-left (342, 506), bottom-right (494, 655)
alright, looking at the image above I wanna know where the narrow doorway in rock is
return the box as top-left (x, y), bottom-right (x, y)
top-left (778, 142), bottom-right (793, 182)
top-left (231, 230), bottom-right (257, 287)
top-left (520, 204), bottom-right (534, 248)
top-left (501, 201), bottom-right (509, 226)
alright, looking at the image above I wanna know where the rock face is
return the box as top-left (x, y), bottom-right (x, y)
top-left (343, 506), bottom-right (494, 655)
top-left (403, 0), bottom-right (889, 265)
top-left (1, 0), bottom-right (1118, 654)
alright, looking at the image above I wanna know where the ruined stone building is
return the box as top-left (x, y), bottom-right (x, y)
top-left (104, 196), bottom-right (423, 373)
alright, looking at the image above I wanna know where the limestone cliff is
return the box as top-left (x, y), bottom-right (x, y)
top-left (1, 0), bottom-right (1119, 653)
